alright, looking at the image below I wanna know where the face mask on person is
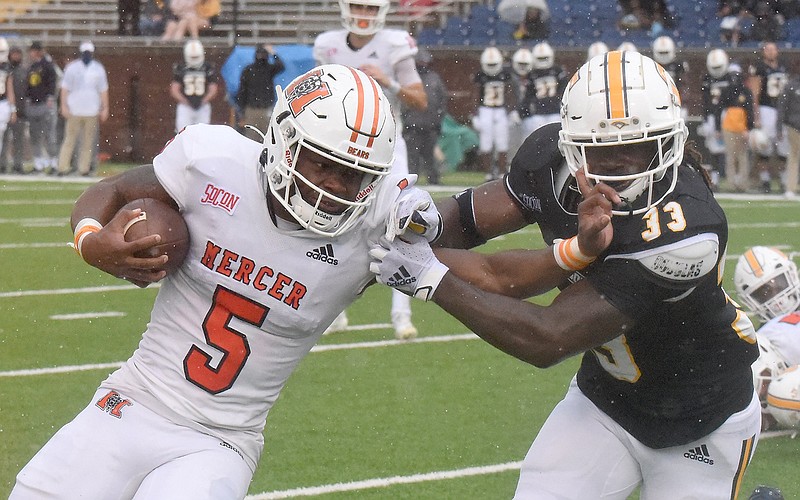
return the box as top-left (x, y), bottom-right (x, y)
top-left (81, 51), bottom-right (93, 64)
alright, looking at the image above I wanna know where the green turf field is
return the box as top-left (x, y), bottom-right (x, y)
top-left (1, 171), bottom-right (799, 499)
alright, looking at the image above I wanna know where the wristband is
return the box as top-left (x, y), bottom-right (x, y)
top-left (387, 80), bottom-right (401, 95)
top-left (552, 236), bottom-right (596, 271)
top-left (73, 217), bottom-right (102, 258)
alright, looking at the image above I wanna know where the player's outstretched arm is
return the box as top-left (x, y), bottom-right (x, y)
top-left (71, 165), bottom-right (179, 286)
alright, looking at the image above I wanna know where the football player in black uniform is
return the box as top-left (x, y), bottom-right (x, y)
top-left (170, 39), bottom-right (219, 133)
top-left (371, 51), bottom-right (761, 498)
top-left (748, 42), bottom-right (789, 193)
top-left (701, 48), bottom-right (733, 188)
top-left (652, 36), bottom-right (688, 107)
top-left (473, 47), bottom-right (512, 181)
top-left (517, 41), bottom-right (568, 138)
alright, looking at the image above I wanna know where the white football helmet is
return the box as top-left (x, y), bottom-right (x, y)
top-left (749, 128), bottom-right (771, 156)
top-left (339, 0), bottom-right (389, 36)
top-left (559, 51), bottom-right (688, 216)
top-left (261, 65), bottom-right (395, 237)
top-left (511, 48), bottom-right (533, 76)
top-left (706, 48), bottom-right (729, 79)
top-left (480, 47), bottom-right (504, 77)
top-left (752, 336), bottom-right (793, 398)
top-left (767, 367), bottom-right (800, 429)
top-left (0, 38), bottom-right (8, 63)
top-left (652, 36), bottom-right (676, 65)
top-left (587, 41), bottom-right (609, 61)
top-left (183, 39), bottom-right (204, 68)
top-left (617, 41), bottom-right (638, 53)
top-left (532, 42), bottom-right (554, 70)
top-left (734, 246), bottom-right (800, 322)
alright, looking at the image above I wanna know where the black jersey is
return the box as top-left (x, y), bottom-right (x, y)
top-left (661, 60), bottom-right (688, 90)
top-left (700, 72), bottom-right (733, 119)
top-left (518, 66), bottom-right (568, 117)
top-left (172, 62), bottom-right (218, 109)
top-left (474, 70), bottom-right (512, 108)
top-left (505, 122), bottom-right (758, 448)
top-left (749, 60), bottom-right (788, 108)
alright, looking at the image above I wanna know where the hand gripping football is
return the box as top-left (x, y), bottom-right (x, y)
top-left (121, 198), bottom-right (190, 275)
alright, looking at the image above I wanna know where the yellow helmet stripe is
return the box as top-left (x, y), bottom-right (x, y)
top-left (743, 248), bottom-right (764, 278)
top-left (767, 393), bottom-right (800, 411)
top-left (605, 51), bottom-right (627, 119)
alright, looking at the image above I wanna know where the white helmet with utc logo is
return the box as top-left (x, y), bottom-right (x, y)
top-left (261, 64), bottom-right (395, 237)
top-left (511, 48), bottom-right (533, 76)
top-left (531, 41), bottom-right (554, 70)
top-left (339, 0), bottom-right (390, 36)
top-left (734, 246), bottom-right (800, 322)
top-left (559, 51), bottom-right (688, 215)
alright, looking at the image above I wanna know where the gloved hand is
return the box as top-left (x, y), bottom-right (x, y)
top-left (369, 235), bottom-right (449, 301)
top-left (386, 187), bottom-right (442, 243)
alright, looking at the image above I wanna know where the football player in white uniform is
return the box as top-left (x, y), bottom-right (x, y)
top-left (10, 65), bottom-right (433, 499)
top-left (171, 39), bottom-right (219, 133)
top-left (735, 246), bottom-right (800, 431)
top-left (313, 0), bottom-right (428, 339)
top-left (370, 52), bottom-right (761, 499)
top-left (0, 37), bottom-right (18, 143)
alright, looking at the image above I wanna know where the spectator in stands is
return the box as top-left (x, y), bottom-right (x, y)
top-left (0, 38), bottom-right (18, 173)
top-left (170, 39), bottom-right (219, 133)
top-left (513, 0), bottom-right (551, 41)
top-left (719, 66), bottom-right (756, 191)
top-left (119, 0), bottom-right (141, 35)
top-left (139, 0), bottom-right (169, 36)
top-left (617, 0), bottom-right (674, 31)
top-left (57, 41), bottom-right (109, 177)
top-left (1, 46), bottom-right (26, 174)
top-left (749, 1), bottom-right (786, 41)
top-left (235, 44), bottom-right (284, 141)
top-left (402, 48), bottom-right (447, 185)
top-left (161, 0), bottom-right (218, 40)
top-left (778, 61), bottom-right (800, 198)
top-left (25, 41), bottom-right (59, 175)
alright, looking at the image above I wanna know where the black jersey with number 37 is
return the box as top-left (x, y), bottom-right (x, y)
top-left (505, 122), bottom-right (758, 448)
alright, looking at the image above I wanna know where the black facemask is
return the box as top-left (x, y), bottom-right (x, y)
top-left (81, 51), bottom-right (93, 64)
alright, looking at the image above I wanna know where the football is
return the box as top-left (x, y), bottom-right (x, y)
top-left (120, 198), bottom-right (190, 275)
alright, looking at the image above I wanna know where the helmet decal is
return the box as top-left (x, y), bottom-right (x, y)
top-left (285, 69), bottom-right (332, 116)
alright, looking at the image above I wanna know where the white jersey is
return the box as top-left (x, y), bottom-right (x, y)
top-left (102, 124), bottom-right (410, 471)
top-left (313, 28), bottom-right (419, 122)
top-left (756, 311), bottom-right (800, 366)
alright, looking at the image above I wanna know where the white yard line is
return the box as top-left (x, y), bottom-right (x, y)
top-left (50, 311), bottom-right (127, 320)
top-left (246, 461), bottom-right (523, 499)
top-left (0, 284), bottom-right (154, 298)
top-left (0, 333), bottom-right (478, 378)
top-left (0, 199), bottom-right (77, 205)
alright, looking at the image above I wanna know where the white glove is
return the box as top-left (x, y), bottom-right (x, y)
top-left (509, 110), bottom-right (521, 125)
top-left (386, 187), bottom-right (442, 243)
top-left (369, 235), bottom-right (449, 301)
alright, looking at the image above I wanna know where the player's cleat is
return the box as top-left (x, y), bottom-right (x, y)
top-left (323, 311), bottom-right (349, 335)
top-left (392, 313), bottom-right (417, 340)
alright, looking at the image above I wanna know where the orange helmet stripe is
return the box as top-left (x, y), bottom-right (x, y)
top-left (348, 67), bottom-right (366, 144)
top-left (347, 67), bottom-right (382, 148)
top-left (744, 248), bottom-right (764, 278)
top-left (605, 51), bottom-right (627, 119)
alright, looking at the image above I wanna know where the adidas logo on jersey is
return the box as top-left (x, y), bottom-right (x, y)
top-left (684, 444), bottom-right (714, 465)
top-left (368, 51), bottom-right (379, 59)
top-left (387, 266), bottom-right (416, 287)
top-left (307, 244), bottom-right (338, 265)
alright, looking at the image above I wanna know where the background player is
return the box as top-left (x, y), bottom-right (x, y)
top-left (11, 65), bottom-right (436, 499)
top-left (700, 48), bottom-right (733, 189)
top-left (517, 41), bottom-right (567, 137)
top-left (651, 35), bottom-right (688, 113)
top-left (748, 42), bottom-right (789, 193)
top-left (473, 46), bottom-right (512, 181)
top-left (170, 39), bottom-right (219, 133)
top-left (735, 246), bottom-right (800, 431)
top-left (371, 51), bottom-right (761, 499)
top-left (313, 0), bottom-right (427, 339)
